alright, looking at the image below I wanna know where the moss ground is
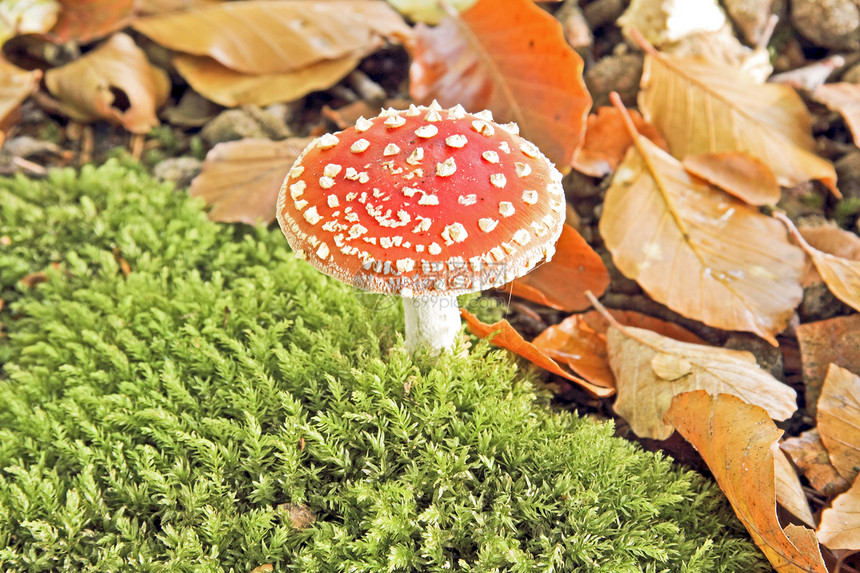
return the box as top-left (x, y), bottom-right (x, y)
top-left (0, 162), bottom-right (768, 571)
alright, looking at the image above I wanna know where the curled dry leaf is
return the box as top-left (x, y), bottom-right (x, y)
top-left (409, 0), bottom-right (591, 167)
top-left (573, 106), bottom-right (668, 177)
top-left (505, 224), bottom-right (609, 312)
top-left (0, 59), bottom-right (42, 146)
top-left (665, 392), bottom-right (827, 573)
top-left (796, 314), bottom-right (860, 417)
top-left (776, 211), bottom-right (860, 314)
top-left (607, 322), bottom-right (797, 440)
top-left (44, 0), bottom-right (133, 44)
top-left (600, 97), bottom-right (805, 344)
top-left (818, 476), bottom-right (860, 551)
top-left (43, 33), bottom-right (169, 134)
top-left (818, 364), bottom-right (860, 483)
top-left (190, 137), bottom-right (313, 225)
top-left (782, 429), bottom-right (852, 496)
top-left (638, 47), bottom-right (839, 194)
top-left (173, 54), bottom-right (361, 108)
top-left (133, 1), bottom-right (411, 76)
top-left (532, 315), bottom-right (614, 390)
top-left (774, 449), bottom-right (816, 527)
top-left (580, 308), bottom-right (704, 344)
top-left (814, 82), bottom-right (860, 147)
top-left (682, 152), bottom-right (781, 206)
top-left (460, 309), bottom-right (614, 397)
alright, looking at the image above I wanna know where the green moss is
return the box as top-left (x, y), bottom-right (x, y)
top-left (0, 162), bottom-right (768, 572)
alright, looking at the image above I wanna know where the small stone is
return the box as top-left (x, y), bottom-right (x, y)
top-left (153, 157), bottom-right (202, 189)
top-left (791, 0), bottom-right (859, 50)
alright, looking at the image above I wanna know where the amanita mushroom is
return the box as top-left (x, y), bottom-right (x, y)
top-left (276, 102), bottom-right (565, 354)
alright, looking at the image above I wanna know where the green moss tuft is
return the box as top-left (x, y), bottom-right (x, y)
top-left (0, 162), bottom-right (767, 571)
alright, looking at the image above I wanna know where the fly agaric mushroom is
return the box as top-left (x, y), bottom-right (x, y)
top-left (276, 102), bottom-right (565, 354)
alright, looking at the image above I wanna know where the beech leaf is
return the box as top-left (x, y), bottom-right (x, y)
top-left (776, 211), bottom-right (860, 314)
top-left (682, 152), bottom-right (781, 206)
top-left (665, 392), bottom-right (827, 573)
top-left (45, 0), bottom-right (133, 44)
top-left (409, 0), bottom-right (591, 167)
top-left (607, 322), bottom-right (797, 440)
top-left (580, 309), bottom-right (704, 344)
top-left (573, 106), bottom-right (668, 177)
top-left (774, 449), bottom-right (816, 527)
top-left (133, 1), bottom-right (411, 76)
top-left (0, 59), bottom-right (42, 146)
top-left (505, 224), bottom-right (609, 312)
top-left (532, 315), bottom-right (614, 390)
top-left (796, 314), bottom-right (860, 416)
top-left (638, 47), bottom-right (839, 194)
top-left (599, 97), bottom-right (805, 344)
top-left (460, 309), bottom-right (614, 397)
top-left (190, 137), bottom-right (312, 225)
top-left (817, 364), bottom-right (860, 483)
top-left (813, 82), bottom-right (860, 147)
top-left (782, 429), bottom-right (852, 497)
top-left (43, 33), bottom-right (169, 134)
top-left (818, 477), bottom-right (860, 551)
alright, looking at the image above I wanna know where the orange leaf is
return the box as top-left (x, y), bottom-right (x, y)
top-left (45, 0), bottom-right (133, 44)
top-left (782, 429), bottom-right (851, 496)
top-left (665, 392), bottom-right (827, 573)
top-left (796, 314), bottom-right (860, 417)
top-left (639, 48), bottom-right (839, 195)
top-left (818, 364), bottom-right (860, 483)
top-left (818, 476), bottom-right (860, 551)
top-left (814, 82), bottom-right (860, 147)
top-left (776, 212), bottom-right (860, 314)
top-left (190, 137), bottom-right (313, 225)
top-left (505, 224), bottom-right (608, 312)
top-left (682, 152), bottom-right (781, 206)
top-left (532, 315), bottom-right (614, 390)
top-left (173, 54), bottom-right (361, 107)
top-left (133, 1), bottom-right (411, 76)
top-left (0, 59), bottom-right (42, 145)
top-left (573, 106), bottom-right (668, 177)
top-left (774, 448), bottom-right (816, 527)
top-left (599, 97), bottom-right (805, 344)
top-left (580, 309), bottom-right (704, 344)
top-left (43, 33), bottom-right (169, 133)
top-left (409, 0), bottom-right (590, 167)
top-left (460, 308), bottom-right (614, 397)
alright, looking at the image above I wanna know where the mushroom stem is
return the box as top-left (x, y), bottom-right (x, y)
top-left (403, 295), bottom-right (461, 355)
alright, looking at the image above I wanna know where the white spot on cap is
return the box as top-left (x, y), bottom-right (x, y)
top-left (350, 139), bottom-right (370, 153)
top-left (319, 176), bottom-right (335, 189)
top-left (317, 133), bottom-right (339, 149)
top-left (445, 134), bottom-right (468, 148)
top-left (407, 148), bottom-right (424, 165)
top-left (355, 116), bottom-right (373, 132)
top-left (458, 194), bottom-right (477, 206)
top-left (385, 114), bottom-right (406, 128)
top-left (548, 182), bottom-right (564, 196)
top-left (383, 143), bottom-right (400, 156)
top-left (327, 195), bottom-right (339, 208)
top-left (358, 172), bottom-right (370, 184)
top-left (413, 216), bottom-right (431, 233)
top-left (428, 242), bottom-right (442, 255)
top-left (550, 199), bottom-right (564, 212)
top-left (520, 142), bottom-right (539, 158)
top-left (499, 141), bottom-right (511, 153)
top-left (304, 206), bottom-right (323, 225)
top-left (522, 190), bottom-right (538, 205)
top-left (478, 218), bottom-right (498, 232)
top-left (499, 202), bottom-right (514, 217)
top-left (403, 186), bottom-right (421, 198)
top-left (512, 229), bottom-right (531, 245)
top-left (396, 259), bottom-right (415, 273)
top-left (428, 100), bottom-right (442, 111)
top-left (415, 244), bottom-right (425, 253)
top-left (515, 162), bottom-right (532, 177)
top-left (436, 157), bottom-right (457, 177)
top-left (490, 174), bottom-right (507, 189)
top-left (294, 199), bottom-right (308, 210)
top-left (289, 165), bottom-right (305, 178)
top-left (474, 110), bottom-right (494, 121)
top-left (489, 246), bottom-right (505, 261)
top-left (447, 104), bottom-right (466, 119)
top-left (290, 180), bottom-right (306, 198)
top-left (418, 194), bottom-right (439, 206)
top-left (345, 167), bottom-right (359, 180)
top-left (415, 125), bottom-right (438, 138)
top-left (406, 104), bottom-right (421, 116)
top-left (501, 122), bottom-right (520, 135)
top-left (425, 110), bottom-right (442, 122)
top-left (316, 242), bottom-right (329, 260)
top-left (471, 120), bottom-right (494, 137)
top-left (442, 222), bottom-right (468, 244)
top-left (482, 150), bottom-right (499, 164)
top-left (323, 164), bottom-right (342, 177)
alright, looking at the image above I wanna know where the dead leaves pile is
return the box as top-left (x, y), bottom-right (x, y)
top-left (4, 0), bottom-right (860, 570)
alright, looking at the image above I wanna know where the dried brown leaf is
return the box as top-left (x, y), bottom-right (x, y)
top-left (818, 477), bottom-right (860, 551)
top-left (796, 314), bottom-right (860, 417)
top-left (45, 0), bottom-right (133, 44)
top-left (665, 391), bottom-right (827, 573)
top-left (190, 137), bottom-right (312, 225)
top-left (573, 106), bottom-right (668, 177)
top-left (532, 315), bottom-right (614, 390)
top-left (580, 309), bottom-right (705, 344)
top-left (682, 152), bottom-right (781, 206)
top-left (0, 0), bottom-right (58, 45)
top-left (409, 0), bottom-right (591, 167)
top-left (0, 59), bottom-right (42, 145)
top-left (774, 449), bottom-right (816, 527)
top-left (782, 429), bottom-right (852, 496)
top-left (818, 364), bottom-right (860, 483)
top-left (814, 82), bottom-right (860, 147)
top-left (43, 33), bottom-right (169, 133)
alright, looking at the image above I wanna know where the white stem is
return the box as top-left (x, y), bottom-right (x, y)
top-left (403, 295), bottom-right (461, 355)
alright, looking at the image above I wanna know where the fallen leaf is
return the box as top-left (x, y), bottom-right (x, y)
top-left (776, 211), bottom-right (860, 314)
top-left (665, 391), bottom-right (827, 573)
top-left (572, 106), bottom-right (669, 177)
top-left (133, 1), bottom-right (411, 76)
top-left (638, 47), bottom-right (839, 194)
top-left (782, 429), bottom-right (852, 496)
top-left (136, 0), bottom-right (219, 16)
top-left (173, 54), bottom-right (361, 108)
top-left (409, 0), bottom-right (591, 167)
top-left (505, 224), bottom-right (609, 312)
top-left (20, 270), bottom-right (49, 288)
top-left (818, 364), bottom-right (860, 483)
top-left (45, 0), bottom-right (133, 44)
top-left (249, 564), bottom-right (274, 573)
top-left (0, 59), bottom-right (42, 146)
top-left (460, 309), bottom-right (614, 397)
top-left (532, 315), bottom-right (614, 390)
top-left (801, 224), bottom-right (860, 261)
top-left (814, 82), bottom-right (860, 147)
top-left (774, 449), bottom-right (816, 527)
top-left (386, 0), bottom-right (478, 24)
top-left (599, 97), bottom-right (805, 344)
top-left (43, 33), bottom-right (169, 133)
top-left (682, 152), bottom-right (781, 206)
top-left (0, 0), bottom-right (59, 45)
top-left (608, 323), bottom-right (797, 440)
top-left (580, 309), bottom-right (705, 344)
top-left (190, 137), bottom-right (312, 225)
top-left (796, 314), bottom-right (860, 417)
top-left (818, 477), bottom-right (860, 550)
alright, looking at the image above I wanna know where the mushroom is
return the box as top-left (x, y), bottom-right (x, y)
top-left (276, 102), bottom-right (565, 354)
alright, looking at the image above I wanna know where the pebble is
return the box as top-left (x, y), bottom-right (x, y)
top-left (791, 0), bottom-right (860, 50)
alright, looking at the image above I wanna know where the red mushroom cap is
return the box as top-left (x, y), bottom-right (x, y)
top-left (276, 102), bottom-right (565, 297)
